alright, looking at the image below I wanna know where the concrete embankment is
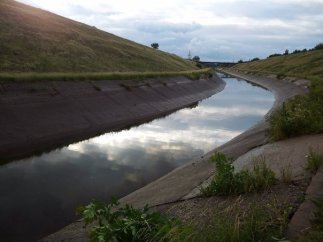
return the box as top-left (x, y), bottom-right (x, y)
top-left (42, 70), bottom-right (309, 241)
top-left (0, 76), bottom-right (225, 162)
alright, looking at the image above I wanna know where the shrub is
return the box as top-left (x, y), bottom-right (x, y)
top-left (202, 152), bottom-right (276, 196)
top-left (78, 198), bottom-right (176, 242)
top-left (306, 149), bottom-right (323, 174)
top-left (250, 57), bottom-right (260, 62)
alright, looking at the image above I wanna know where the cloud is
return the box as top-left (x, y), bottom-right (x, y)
top-left (17, 0), bottom-right (323, 61)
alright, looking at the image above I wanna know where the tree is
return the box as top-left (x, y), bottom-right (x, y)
top-left (192, 56), bottom-right (200, 62)
top-left (284, 49), bottom-right (289, 55)
top-left (151, 43), bottom-right (159, 49)
top-left (238, 60), bottom-right (244, 63)
top-left (313, 43), bottom-right (323, 50)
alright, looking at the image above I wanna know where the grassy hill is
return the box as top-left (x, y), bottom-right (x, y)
top-left (231, 49), bottom-right (323, 82)
top-left (0, 0), bottom-right (197, 73)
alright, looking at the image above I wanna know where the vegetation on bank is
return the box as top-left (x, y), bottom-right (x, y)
top-left (79, 150), bottom-right (323, 242)
top-left (78, 198), bottom-right (181, 242)
top-left (232, 47), bottom-right (323, 80)
top-left (0, 0), bottom-right (197, 73)
top-left (201, 152), bottom-right (276, 196)
top-left (0, 68), bottom-right (212, 82)
top-left (297, 197), bottom-right (323, 242)
top-left (79, 197), bottom-right (290, 242)
top-left (231, 45), bottom-right (323, 141)
top-left (306, 149), bottom-right (323, 174)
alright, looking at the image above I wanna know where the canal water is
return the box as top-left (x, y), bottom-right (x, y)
top-left (0, 75), bottom-right (274, 241)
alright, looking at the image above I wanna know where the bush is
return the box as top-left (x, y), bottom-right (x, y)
top-left (250, 57), bottom-right (260, 62)
top-left (78, 198), bottom-right (176, 242)
top-left (202, 152), bottom-right (276, 196)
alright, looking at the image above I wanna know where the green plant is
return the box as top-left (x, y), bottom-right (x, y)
top-left (296, 198), bottom-right (323, 241)
top-left (266, 94), bottom-right (323, 141)
top-left (280, 164), bottom-right (293, 183)
top-left (306, 149), bottom-right (323, 174)
top-left (78, 198), bottom-right (176, 242)
top-left (191, 198), bottom-right (290, 242)
top-left (202, 152), bottom-right (276, 196)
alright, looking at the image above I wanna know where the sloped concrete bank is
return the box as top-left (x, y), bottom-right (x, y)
top-left (0, 76), bottom-right (224, 162)
top-left (42, 70), bottom-right (309, 241)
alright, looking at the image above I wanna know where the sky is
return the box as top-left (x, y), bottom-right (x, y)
top-left (17, 0), bottom-right (323, 61)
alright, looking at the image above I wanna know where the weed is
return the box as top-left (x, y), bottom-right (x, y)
top-left (266, 94), bottom-right (323, 141)
top-left (202, 152), bottom-right (276, 196)
top-left (296, 197), bottom-right (323, 241)
top-left (78, 198), bottom-right (177, 242)
top-left (280, 164), bottom-right (293, 183)
top-left (187, 197), bottom-right (291, 242)
top-left (306, 149), bottom-right (323, 174)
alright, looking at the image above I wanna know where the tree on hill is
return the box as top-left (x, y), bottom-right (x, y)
top-left (151, 43), bottom-right (159, 49)
top-left (313, 43), bottom-right (323, 50)
top-left (192, 56), bottom-right (200, 62)
top-left (284, 49), bottom-right (289, 55)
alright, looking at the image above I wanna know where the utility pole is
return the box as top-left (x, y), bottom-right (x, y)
top-left (188, 50), bottom-right (191, 60)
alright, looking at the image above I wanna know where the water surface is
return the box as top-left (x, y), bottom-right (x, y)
top-left (0, 76), bottom-right (274, 241)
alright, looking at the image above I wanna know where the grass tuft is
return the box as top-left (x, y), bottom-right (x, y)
top-left (296, 198), bottom-right (323, 241)
top-left (306, 149), bottom-right (323, 174)
top-left (201, 152), bottom-right (276, 196)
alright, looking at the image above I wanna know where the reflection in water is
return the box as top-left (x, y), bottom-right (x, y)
top-left (0, 77), bottom-right (274, 241)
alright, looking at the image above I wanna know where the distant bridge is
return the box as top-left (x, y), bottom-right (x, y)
top-left (198, 61), bottom-right (236, 67)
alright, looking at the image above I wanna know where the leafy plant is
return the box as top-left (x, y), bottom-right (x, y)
top-left (306, 149), bottom-right (323, 174)
top-left (202, 152), bottom-right (276, 196)
top-left (78, 198), bottom-right (176, 242)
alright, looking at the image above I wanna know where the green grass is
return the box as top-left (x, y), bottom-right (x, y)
top-left (79, 197), bottom-right (291, 242)
top-left (189, 202), bottom-right (289, 242)
top-left (201, 152), bottom-right (276, 196)
top-left (0, 0), bottom-right (197, 73)
top-left (297, 198), bottom-right (323, 242)
top-left (306, 149), bottom-right (323, 174)
top-left (0, 68), bottom-right (212, 82)
top-left (231, 49), bottom-right (323, 82)
top-left (266, 95), bottom-right (323, 141)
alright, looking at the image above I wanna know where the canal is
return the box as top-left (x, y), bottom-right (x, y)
top-left (0, 74), bottom-right (274, 241)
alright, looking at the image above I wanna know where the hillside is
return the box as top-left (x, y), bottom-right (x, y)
top-left (231, 50), bottom-right (323, 82)
top-left (0, 0), bottom-right (197, 73)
